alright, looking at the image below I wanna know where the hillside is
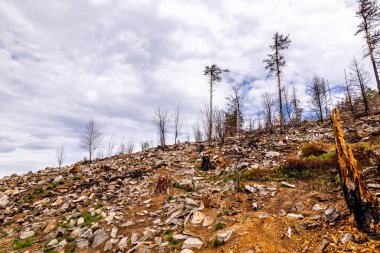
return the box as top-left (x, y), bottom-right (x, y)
top-left (0, 113), bottom-right (380, 253)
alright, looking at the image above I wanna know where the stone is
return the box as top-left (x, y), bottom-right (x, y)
top-left (185, 198), bottom-right (198, 206)
top-left (47, 239), bottom-right (58, 247)
top-left (278, 210), bottom-right (287, 217)
top-left (58, 239), bottom-right (67, 248)
top-left (325, 206), bottom-right (341, 224)
top-left (312, 204), bottom-right (323, 211)
top-left (216, 229), bottom-right (235, 243)
top-left (281, 181), bottom-right (296, 188)
top-left (314, 238), bottom-right (330, 253)
top-left (118, 236), bottom-right (128, 249)
top-left (341, 233), bottom-right (353, 244)
top-left (76, 238), bottom-right (89, 249)
top-left (180, 250), bottom-right (195, 253)
top-left (258, 212), bottom-right (268, 219)
top-left (182, 237), bottom-right (203, 249)
top-left (191, 211), bottom-right (205, 224)
top-left (43, 219), bottom-right (57, 234)
top-left (202, 216), bottom-right (214, 227)
top-left (91, 229), bottom-right (109, 248)
top-left (0, 192), bottom-right (9, 208)
top-left (80, 228), bottom-right (92, 239)
top-left (131, 232), bottom-right (139, 245)
top-left (265, 151), bottom-right (280, 157)
top-left (110, 227), bottom-right (118, 238)
top-left (245, 184), bottom-right (256, 193)
top-left (70, 227), bottom-right (81, 238)
top-left (292, 202), bottom-right (305, 211)
top-left (286, 213), bottom-right (304, 219)
top-left (104, 240), bottom-right (113, 251)
top-left (77, 217), bottom-right (84, 226)
top-left (19, 230), bottom-right (35, 239)
top-left (173, 234), bottom-right (190, 240)
top-left (121, 220), bottom-right (135, 227)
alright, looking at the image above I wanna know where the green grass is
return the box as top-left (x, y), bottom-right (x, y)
top-left (44, 248), bottom-right (58, 253)
top-left (94, 204), bottom-right (103, 209)
top-left (212, 223), bottom-right (225, 231)
top-left (13, 238), bottom-right (34, 250)
top-left (167, 195), bottom-right (173, 201)
top-left (211, 238), bottom-right (224, 248)
top-left (79, 213), bottom-right (102, 228)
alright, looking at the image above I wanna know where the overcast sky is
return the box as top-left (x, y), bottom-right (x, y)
top-left (0, 0), bottom-right (377, 177)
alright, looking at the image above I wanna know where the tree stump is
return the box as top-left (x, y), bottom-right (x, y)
top-left (201, 156), bottom-right (214, 171)
top-left (332, 108), bottom-right (380, 235)
top-left (154, 175), bottom-right (171, 195)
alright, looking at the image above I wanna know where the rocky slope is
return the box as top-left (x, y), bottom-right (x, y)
top-left (0, 113), bottom-right (380, 253)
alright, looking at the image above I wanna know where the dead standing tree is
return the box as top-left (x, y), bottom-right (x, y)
top-left (355, 0), bottom-right (380, 93)
top-left (349, 57), bottom-right (371, 114)
top-left (152, 106), bottom-right (170, 149)
top-left (344, 69), bottom-right (356, 116)
top-left (79, 119), bottom-right (102, 162)
top-left (332, 108), bottom-right (380, 235)
top-left (173, 107), bottom-right (183, 145)
top-left (263, 32), bottom-right (291, 133)
top-left (261, 92), bottom-right (276, 133)
top-left (203, 64), bottom-right (229, 142)
top-left (56, 145), bottom-right (65, 168)
top-left (308, 74), bottom-right (327, 123)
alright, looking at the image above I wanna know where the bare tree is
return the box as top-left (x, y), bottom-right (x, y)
top-left (214, 108), bottom-right (226, 143)
top-left (126, 139), bottom-right (135, 154)
top-left (79, 119), bottom-right (102, 162)
top-left (344, 69), bottom-right (356, 115)
top-left (261, 92), bottom-right (276, 133)
top-left (308, 74), bottom-right (326, 122)
top-left (263, 32), bottom-right (291, 133)
top-left (152, 106), bottom-right (170, 148)
top-left (141, 141), bottom-right (151, 151)
top-left (192, 122), bottom-right (203, 142)
top-left (226, 84), bottom-right (243, 137)
top-left (282, 87), bottom-right (292, 124)
top-left (290, 85), bottom-right (303, 124)
top-left (355, 0), bottom-right (380, 93)
top-left (173, 107), bottom-right (183, 145)
top-left (107, 134), bottom-right (116, 157)
top-left (203, 64), bottom-right (229, 142)
top-left (349, 57), bottom-right (371, 114)
top-left (56, 145), bottom-right (65, 168)
top-left (200, 103), bottom-right (211, 140)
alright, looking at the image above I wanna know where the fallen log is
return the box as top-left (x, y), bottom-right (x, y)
top-left (332, 108), bottom-right (380, 236)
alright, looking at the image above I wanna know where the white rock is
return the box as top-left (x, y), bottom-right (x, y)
top-left (110, 227), bottom-right (118, 238)
top-left (118, 237), bottom-right (128, 249)
top-left (216, 229), bottom-right (235, 243)
top-left (191, 211), bottom-right (205, 224)
top-left (19, 230), bottom-right (35, 239)
top-left (173, 234), bottom-right (190, 240)
top-left (281, 181), bottom-right (296, 188)
top-left (202, 216), bottom-right (214, 227)
top-left (131, 232), bottom-right (139, 245)
top-left (341, 233), bottom-right (353, 244)
top-left (312, 204), bottom-right (323, 211)
top-left (77, 217), bottom-right (84, 226)
top-left (265, 151), bottom-right (280, 157)
top-left (258, 212), bottom-right (268, 219)
top-left (182, 237), bottom-right (203, 249)
top-left (0, 192), bottom-right (9, 208)
top-left (180, 250), bottom-right (195, 253)
top-left (47, 239), bottom-right (58, 247)
top-left (286, 213), bottom-right (304, 219)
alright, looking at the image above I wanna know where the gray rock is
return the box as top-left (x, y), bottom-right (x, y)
top-left (286, 213), bottom-right (304, 219)
top-left (182, 237), bottom-right (203, 249)
top-left (0, 192), bottom-right (9, 208)
top-left (110, 227), bottom-right (118, 238)
top-left (216, 229), bottom-right (234, 243)
top-left (104, 240), bottom-right (113, 251)
top-left (76, 238), bottom-right (89, 249)
top-left (131, 232), bottom-right (139, 245)
top-left (19, 230), bottom-right (35, 239)
top-left (77, 217), bottom-right (84, 226)
top-left (325, 206), bottom-right (341, 224)
top-left (47, 239), bottom-right (58, 247)
top-left (191, 211), bottom-right (205, 224)
top-left (265, 151), bottom-right (280, 157)
top-left (91, 229), bottom-right (109, 248)
top-left (314, 238), bottom-right (330, 253)
top-left (118, 236), bottom-right (128, 249)
top-left (202, 216), bottom-right (214, 227)
top-left (312, 204), bottom-right (323, 211)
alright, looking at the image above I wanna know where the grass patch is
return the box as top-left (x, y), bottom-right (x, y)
top-left (167, 195), bottom-right (173, 201)
top-left (211, 238), bottom-right (224, 248)
top-left (301, 142), bottom-right (332, 158)
top-left (242, 168), bottom-right (272, 181)
top-left (212, 223), bottom-right (225, 231)
top-left (13, 238), bottom-right (34, 250)
top-left (94, 204), bottom-right (103, 209)
top-left (79, 213), bottom-right (102, 228)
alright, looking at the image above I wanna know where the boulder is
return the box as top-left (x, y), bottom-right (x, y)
top-left (182, 237), bottom-right (203, 249)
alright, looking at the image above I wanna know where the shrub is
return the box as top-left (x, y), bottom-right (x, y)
top-left (301, 142), bottom-right (332, 158)
top-left (13, 238), bottom-right (34, 250)
top-left (211, 238), bottom-right (224, 247)
top-left (277, 157), bottom-right (336, 179)
top-left (242, 168), bottom-right (272, 181)
top-left (213, 223), bottom-right (225, 231)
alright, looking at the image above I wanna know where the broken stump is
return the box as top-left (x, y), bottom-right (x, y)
top-left (332, 108), bottom-right (380, 236)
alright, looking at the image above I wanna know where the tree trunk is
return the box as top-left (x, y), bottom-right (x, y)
top-left (276, 48), bottom-right (284, 134)
top-left (209, 77), bottom-right (213, 142)
top-left (332, 108), bottom-right (380, 235)
top-left (365, 28), bottom-right (380, 94)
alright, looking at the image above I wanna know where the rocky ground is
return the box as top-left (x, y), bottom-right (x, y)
top-left (0, 113), bottom-right (380, 253)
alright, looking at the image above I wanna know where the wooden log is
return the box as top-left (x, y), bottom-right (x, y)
top-left (332, 108), bottom-right (380, 235)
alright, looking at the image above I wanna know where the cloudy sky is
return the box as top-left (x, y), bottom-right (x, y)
top-left (0, 0), bottom-right (377, 177)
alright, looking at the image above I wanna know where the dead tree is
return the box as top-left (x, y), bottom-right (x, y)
top-left (263, 32), bottom-right (291, 133)
top-left (126, 139), bottom-right (135, 154)
top-left (291, 85), bottom-right (303, 124)
top-left (107, 134), bottom-right (116, 157)
top-left (192, 122), bottom-right (203, 143)
top-left (349, 57), bottom-right (371, 114)
top-left (282, 87), bottom-right (292, 124)
top-left (226, 84), bottom-right (243, 138)
top-left (173, 107), bottom-right (183, 145)
top-left (203, 64), bottom-right (229, 142)
top-left (308, 74), bottom-right (326, 122)
top-left (56, 145), bottom-right (65, 168)
top-left (355, 0), bottom-right (380, 93)
top-left (152, 106), bottom-right (170, 148)
top-left (344, 69), bottom-right (356, 116)
top-left (214, 108), bottom-right (226, 143)
top-left (260, 92), bottom-right (276, 133)
top-left (332, 108), bottom-right (380, 234)
top-left (79, 119), bottom-right (102, 162)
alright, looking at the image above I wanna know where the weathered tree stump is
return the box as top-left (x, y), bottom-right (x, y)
top-left (200, 156), bottom-right (214, 171)
top-left (332, 108), bottom-right (380, 236)
top-left (154, 175), bottom-right (171, 195)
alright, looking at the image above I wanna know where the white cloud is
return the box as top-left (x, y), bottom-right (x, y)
top-left (0, 0), bottom-right (376, 177)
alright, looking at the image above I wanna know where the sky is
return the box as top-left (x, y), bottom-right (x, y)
top-left (0, 0), bottom-right (377, 177)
